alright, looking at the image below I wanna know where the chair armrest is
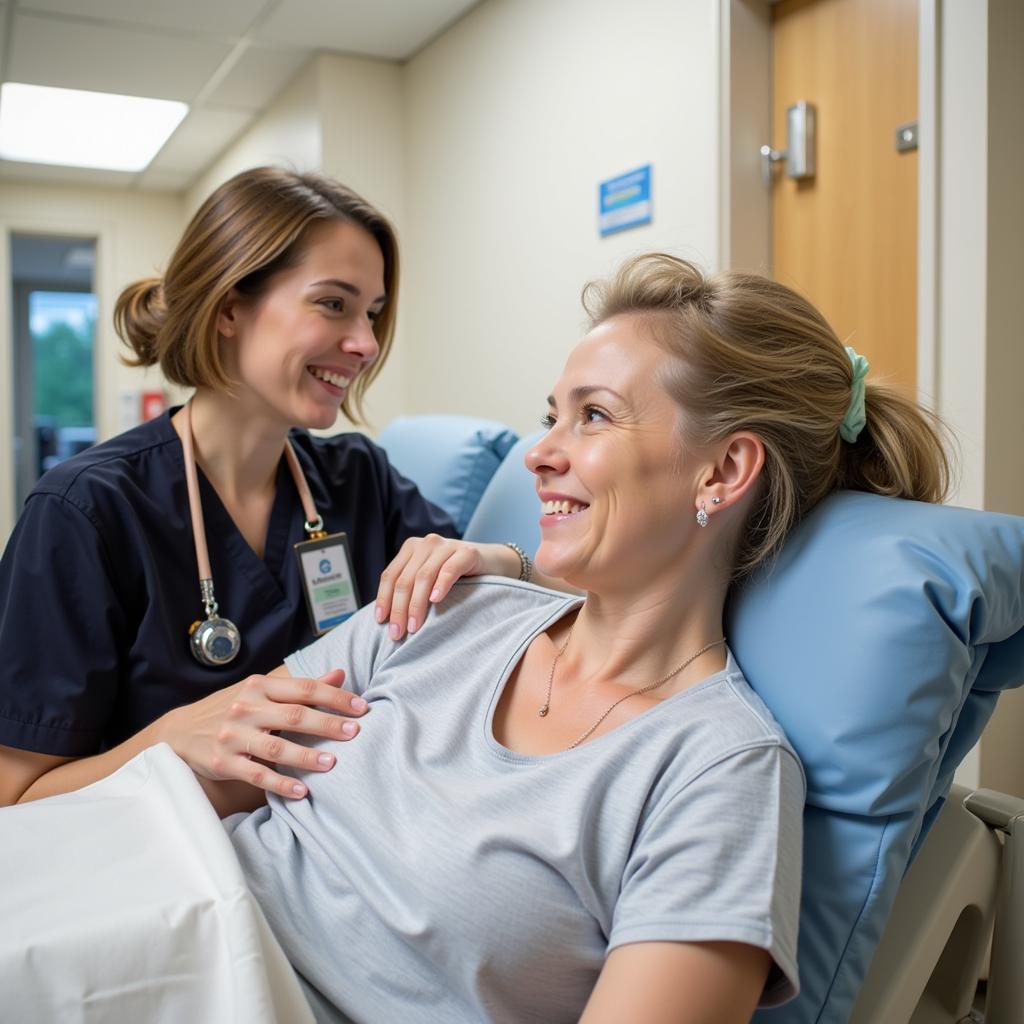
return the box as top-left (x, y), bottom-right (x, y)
top-left (964, 788), bottom-right (1024, 830)
top-left (964, 789), bottom-right (1024, 1024)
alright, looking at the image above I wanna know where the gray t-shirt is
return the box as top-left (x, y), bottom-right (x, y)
top-left (228, 577), bottom-right (804, 1023)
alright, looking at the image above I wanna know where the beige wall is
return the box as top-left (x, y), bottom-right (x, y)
top-left (317, 55), bottom-right (407, 431)
top-left (934, 0), bottom-right (1024, 797)
top-left (977, 0), bottom-right (1024, 797)
top-left (936, 0), bottom-right (985, 789)
top-left (184, 60), bottom-right (322, 217)
top-left (938, 2), bottom-right (988, 514)
top-left (0, 184), bottom-right (183, 538)
top-left (401, 0), bottom-right (722, 435)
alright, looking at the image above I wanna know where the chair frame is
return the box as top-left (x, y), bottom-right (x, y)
top-left (850, 785), bottom-right (1024, 1024)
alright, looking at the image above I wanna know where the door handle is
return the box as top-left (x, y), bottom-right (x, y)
top-left (761, 100), bottom-right (817, 186)
top-left (760, 145), bottom-right (787, 186)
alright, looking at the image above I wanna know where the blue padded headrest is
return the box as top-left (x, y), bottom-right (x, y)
top-left (376, 416), bottom-right (519, 535)
top-left (463, 432), bottom-right (544, 552)
top-left (730, 491), bottom-right (1024, 1023)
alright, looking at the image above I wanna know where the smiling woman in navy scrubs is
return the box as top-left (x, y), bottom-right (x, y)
top-left (0, 167), bottom-right (529, 807)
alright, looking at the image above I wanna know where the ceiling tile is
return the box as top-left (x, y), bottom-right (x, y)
top-left (148, 107), bottom-right (254, 171)
top-left (17, 0), bottom-right (268, 38)
top-left (8, 11), bottom-right (233, 100)
top-left (134, 166), bottom-right (196, 192)
top-left (0, 157), bottom-right (135, 189)
top-left (203, 45), bottom-right (310, 112)
top-left (254, 0), bottom-right (479, 60)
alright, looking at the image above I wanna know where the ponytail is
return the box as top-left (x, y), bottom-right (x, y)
top-left (838, 382), bottom-right (952, 504)
top-left (114, 277), bottom-right (165, 368)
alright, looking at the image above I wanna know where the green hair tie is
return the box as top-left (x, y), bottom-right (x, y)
top-left (840, 346), bottom-right (870, 443)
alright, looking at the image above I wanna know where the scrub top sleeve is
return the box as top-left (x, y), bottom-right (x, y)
top-left (0, 494), bottom-right (126, 756)
top-left (371, 442), bottom-right (460, 554)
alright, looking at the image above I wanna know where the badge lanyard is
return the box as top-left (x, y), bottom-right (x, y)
top-left (181, 401), bottom-right (360, 667)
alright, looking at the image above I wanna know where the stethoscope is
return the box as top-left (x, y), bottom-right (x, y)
top-left (181, 401), bottom-right (327, 667)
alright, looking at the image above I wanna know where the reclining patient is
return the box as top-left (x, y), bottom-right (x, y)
top-left (8, 254), bottom-right (950, 1024)
top-left (209, 254), bottom-right (950, 1023)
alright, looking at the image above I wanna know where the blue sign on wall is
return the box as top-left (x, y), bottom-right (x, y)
top-left (598, 165), bottom-right (652, 237)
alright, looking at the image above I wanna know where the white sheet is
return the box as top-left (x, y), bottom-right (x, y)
top-left (0, 743), bottom-right (314, 1023)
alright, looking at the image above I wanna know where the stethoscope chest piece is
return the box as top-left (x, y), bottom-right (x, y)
top-left (189, 613), bottom-right (241, 666)
top-left (188, 576), bottom-right (241, 667)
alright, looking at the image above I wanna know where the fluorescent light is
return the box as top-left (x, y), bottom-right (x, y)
top-left (0, 82), bottom-right (188, 172)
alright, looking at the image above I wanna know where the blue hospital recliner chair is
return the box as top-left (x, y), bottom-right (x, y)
top-left (377, 415), bottom-right (519, 535)
top-left (379, 416), bottom-right (1024, 1024)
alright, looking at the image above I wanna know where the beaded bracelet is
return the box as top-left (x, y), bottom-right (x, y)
top-left (503, 541), bottom-right (533, 583)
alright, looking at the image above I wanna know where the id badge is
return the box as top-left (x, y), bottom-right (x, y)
top-left (294, 533), bottom-right (361, 636)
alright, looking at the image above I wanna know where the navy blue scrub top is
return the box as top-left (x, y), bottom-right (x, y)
top-left (0, 410), bottom-right (457, 757)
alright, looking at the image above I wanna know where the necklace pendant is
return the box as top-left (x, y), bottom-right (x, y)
top-left (538, 704), bottom-right (549, 717)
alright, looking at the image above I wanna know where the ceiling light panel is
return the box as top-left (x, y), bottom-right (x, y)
top-left (0, 83), bottom-right (188, 171)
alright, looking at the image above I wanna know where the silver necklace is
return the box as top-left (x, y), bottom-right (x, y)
top-left (539, 627), bottom-right (727, 750)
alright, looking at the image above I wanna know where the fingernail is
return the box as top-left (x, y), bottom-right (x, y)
top-left (292, 783), bottom-right (307, 797)
top-left (342, 721), bottom-right (358, 737)
top-left (351, 696), bottom-right (368, 712)
top-left (407, 616), bottom-right (418, 634)
top-left (374, 606), bottom-right (385, 623)
top-left (389, 622), bottom-right (400, 640)
top-left (317, 753), bottom-right (334, 766)
top-left (430, 588), bottom-right (441, 602)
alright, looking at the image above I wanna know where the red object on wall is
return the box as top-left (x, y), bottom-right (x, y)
top-left (141, 391), bottom-right (167, 422)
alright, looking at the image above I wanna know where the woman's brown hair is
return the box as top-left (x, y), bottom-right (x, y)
top-left (583, 253), bottom-right (952, 579)
top-left (115, 166), bottom-right (400, 424)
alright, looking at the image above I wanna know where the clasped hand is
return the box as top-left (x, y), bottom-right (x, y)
top-left (162, 669), bottom-right (365, 800)
top-left (374, 535), bottom-right (517, 638)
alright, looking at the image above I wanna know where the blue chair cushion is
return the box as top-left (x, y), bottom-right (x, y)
top-left (730, 491), bottom-right (1024, 1023)
top-left (463, 432), bottom-right (544, 553)
top-left (376, 416), bottom-right (519, 535)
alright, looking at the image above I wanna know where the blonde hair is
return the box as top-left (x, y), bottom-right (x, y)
top-left (115, 166), bottom-right (400, 424)
top-left (583, 253), bottom-right (952, 579)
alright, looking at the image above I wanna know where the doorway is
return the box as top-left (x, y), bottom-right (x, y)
top-left (9, 233), bottom-right (97, 508)
top-left (724, 0), bottom-right (922, 396)
top-left (769, 0), bottom-right (918, 392)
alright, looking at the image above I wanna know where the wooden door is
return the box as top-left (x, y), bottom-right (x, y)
top-left (771, 0), bottom-right (918, 392)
